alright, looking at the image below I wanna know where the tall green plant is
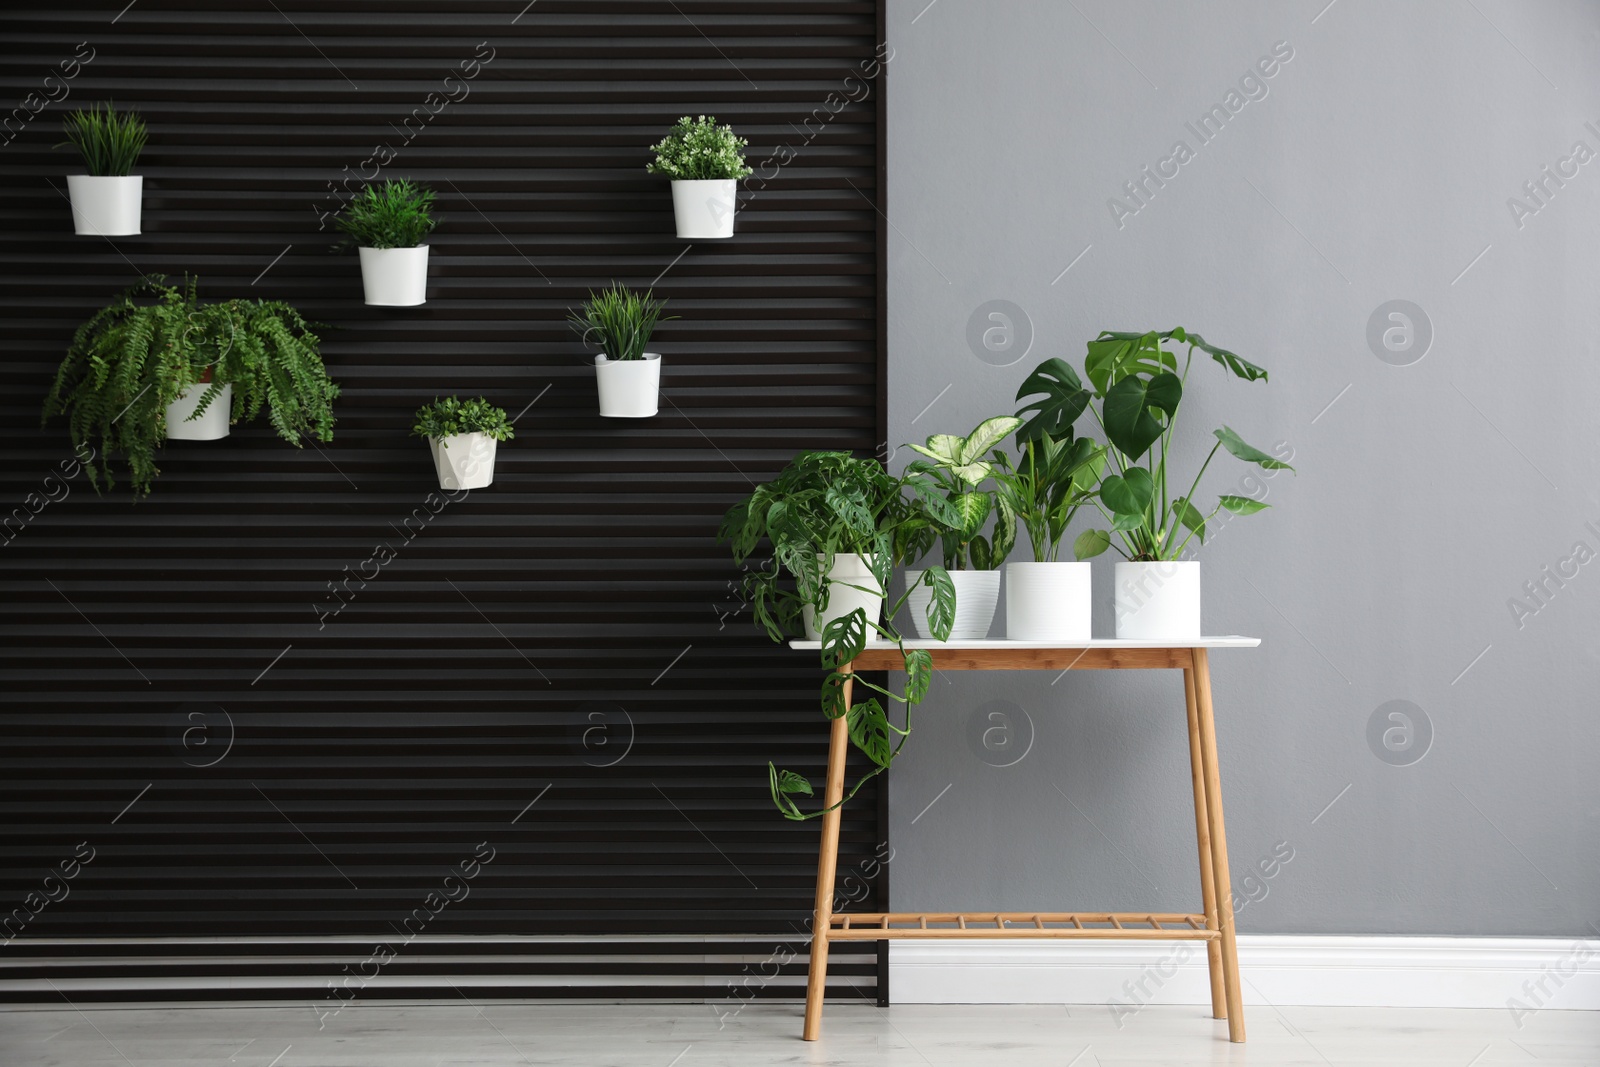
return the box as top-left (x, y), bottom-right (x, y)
top-left (335, 179), bottom-right (437, 249)
top-left (1028, 329), bottom-right (1290, 562)
top-left (645, 115), bottom-right (753, 180)
top-left (58, 103), bottom-right (147, 176)
top-left (43, 277), bottom-right (339, 496)
top-left (993, 433), bottom-right (1106, 563)
top-left (568, 284), bottom-right (672, 361)
top-left (903, 416), bottom-right (1020, 570)
top-left (719, 451), bottom-right (955, 820)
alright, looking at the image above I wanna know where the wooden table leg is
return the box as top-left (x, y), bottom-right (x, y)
top-left (1192, 649), bottom-right (1245, 1042)
top-left (1183, 663), bottom-right (1227, 1020)
top-left (802, 671), bottom-right (853, 1041)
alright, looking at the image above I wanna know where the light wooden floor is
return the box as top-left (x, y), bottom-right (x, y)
top-left (2, 1001), bottom-right (1596, 1066)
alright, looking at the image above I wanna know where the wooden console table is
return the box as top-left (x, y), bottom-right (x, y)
top-left (787, 637), bottom-right (1261, 1044)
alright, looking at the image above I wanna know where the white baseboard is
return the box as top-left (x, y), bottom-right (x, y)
top-left (891, 936), bottom-right (1600, 1011)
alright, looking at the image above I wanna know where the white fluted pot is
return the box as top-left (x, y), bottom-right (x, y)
top-left (1113, 561), bottom-right (1201, 639)
top-left (904, 568), bottom-right (1001, 640)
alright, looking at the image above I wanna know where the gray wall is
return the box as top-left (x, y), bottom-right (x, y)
top-left (885, 0), bottom-right (1599, 936)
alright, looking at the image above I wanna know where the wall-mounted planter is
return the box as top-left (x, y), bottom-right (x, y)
top-left (359, 246), bottom-right (428, 306)
top-left (905, 568), bottom-right (1001, 640)
top-left (801, 553), bottom-right (884, 641)
top-left (1005, 561), bottom-right (1091, 641)
top-left (670, 179), bottom-right (736, 239)
top-left (429, 431), bottom-right (496, 491)
top-left (66, 175), bottom-right (142, 236)
top-left (1114, 560), bottom-right (1201, 639)
top-left (165, 382), bottom-right (232, 441)
top-left (594, 352), bottom-right (661, 417)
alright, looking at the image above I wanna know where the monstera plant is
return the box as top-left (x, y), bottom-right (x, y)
top-left (719, 450), bottom-right (955, 819)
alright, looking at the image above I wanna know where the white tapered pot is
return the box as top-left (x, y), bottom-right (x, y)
top-left (1114, 561), bottom-right (1201, 639)
top-left (594, 352), bottom-right (661, 417)
top-left (165, 383), bottom-right (232, 441)
top-left (801, 553), bottom-right (884, 641)
top-left (1005, 561), bottom-right (1091, 641)
top-left (905, 569), bottom-right (1002, 640)
top-left (669, 179), bottom-right (736, 238)
top-left (358, 246), bottom-right (429, 306)
top-left (67, 175), bottom-right (142, 236)
top-left (429, 432), bottom-right (497, 490)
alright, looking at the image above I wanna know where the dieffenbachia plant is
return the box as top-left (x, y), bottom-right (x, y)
top-left (718, 450), bottom-right (955, 820)
top-left (902, 416), bottom-right (1021, 570)
top-left (1016, 329), bottom-right (1291, 562)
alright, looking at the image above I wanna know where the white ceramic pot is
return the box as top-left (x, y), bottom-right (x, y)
top-left (594, 352), bottom-right (661, 417)
top-left (1114, 560), bottom-right (1201, 639)
top-left (429, 432), bottom-right (497, 490)
top-left (358, 246), bottom-right (429, 306)
top-left (801, 553), bottom-right (884, 641)
top-left (670, 178), bottom-right (736, 239)
top-left (165, 382), bottom-right (232, 441)
top-left (1005, 561), bottom-right (1092, 641)
top-left (905, 568), bottom-right (1002, 640)
top-left (67, 175), bottom-right (142, 236)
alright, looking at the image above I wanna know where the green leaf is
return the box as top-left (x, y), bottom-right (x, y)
top-left (847, 699), bottom-right (893, 768)
top-left (820, 607), bottom-right (868, 670)
top-left (1110, 511), bottom-right (1145, 531)
top-left (958, 416), bottom-right (1023, 463)
top-left (1187, 331), bottom-right (1268, 382)
top-left (1219, 494), bottom-right (1270, 515)
top-left (1074, 528), bottom-right (1112, 559)
top-left (1102, 372), bottom-right (1181, 461)
top-left (948, 459), bottom-right (994, 488)
top-left (922, 566), bottom-right (956, 640)
top-left (969, 535), bottom-right (992, 571)
top-left (1171, 496), bottom-right (1207, 543)
top-left (1014, 358), bottom-right (1092, 444)
top-left (769, 763), bottom-right (806, 820)
top-left (908, 435), bottom-right (963, 464)
top-left (950, 492), bottom-right (993, 538)
top-left (1100, 467), bottom-right (1154, 516)
top-left (903, 648), bottom-right (933, 704)
top-left (821, 671), bottom-right (852, 719)
top-left (776, 768), bottom-right (813, 796)
top-left (824, 483), bottom-right (874, 537)
top-left (1213, 425), bottom-right (1293, 469)
top-left (906, 479), bottom-right (963, 526)
top-left (1085, 331), bottom-right (1178, 394)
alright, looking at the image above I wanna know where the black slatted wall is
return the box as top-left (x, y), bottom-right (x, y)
top-left (0, 0), bottom-right (888, 1002)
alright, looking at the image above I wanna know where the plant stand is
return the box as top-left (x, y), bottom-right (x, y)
top-left (787, 636), bottom-right (1260, 1045)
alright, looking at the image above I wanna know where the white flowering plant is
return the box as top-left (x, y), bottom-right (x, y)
top-left (645, 115), bottom-right (753, 181)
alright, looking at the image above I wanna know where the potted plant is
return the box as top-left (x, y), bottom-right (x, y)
top-left (1059, 329), bottom-right (1292, 638)
top-left (719, 450), bottom-right (956, 820)
top-left (995, 367), bottom-right (1107, 640)
top-left (646, 115), bottom-right (752, 239)
top-left (59, 103), bottom-right (147, 236)
top-left (568, 284), bottom-right (673, 418)
top-left (412, 396), bottom-right (512, 491)
top-left (901, 417), bottom-right (1021, 640)
top-left (43, 276), bottom-right (340, 496)
top-left (335, 178), bottom-right (436, 306)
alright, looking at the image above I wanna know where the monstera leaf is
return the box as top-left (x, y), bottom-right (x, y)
top-left (1084, 331), bottom-right (1178, 396)
top-left (1015, 358), bottom-right (1091, 444)
top-left (1102, 372), bottom-right (1181, 460)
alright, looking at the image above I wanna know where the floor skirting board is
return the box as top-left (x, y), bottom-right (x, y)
top-left (890, 936), bottom-right (1600, 1011)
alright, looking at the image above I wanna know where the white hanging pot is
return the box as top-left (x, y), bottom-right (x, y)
top-left (594, 352), bottom-right (661, 417)
top-left (1114, 560), bottom-right (1201, 639)
top-left (801, 553), bottom-right (884, 641)
top-left (358, 246), bottom-right (429, 306)
top-left (66, 175), bottom-right (142, 236)
top-left (429, 432), bottom-right (497, 491)
top-left (1005, 561), bottom-right (1092, 641)
top-left (905, 568), bottom-right (1001, 640)
top-left (165, 382), bottom-right (232, 441)
top-left (670, 179), bottom-right (736, 239)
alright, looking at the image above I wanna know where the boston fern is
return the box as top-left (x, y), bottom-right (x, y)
top-left (719, 451), bottom-right (956, 820)
top-left (1018, 329), bottom-right (1292, 562)
top-left (43, 277), bottom-right (339, 496)
top-left (335, 178), bottom-right (437, 249)
top-left (58, 102), bottom-right (147, 176)
top-left (645, 115), bottom-right (753, 180)
top-left (412, 396), bottom-right (513, 443)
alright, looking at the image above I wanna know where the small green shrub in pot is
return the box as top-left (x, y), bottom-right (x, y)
top-left (42, 276), bottom-right (339, 496)
top-left (568, 284), bottom-right (674, 417)
top-left (646, 115), bottom-right (752, 238)
top-left (719, 450), bottom-right (956, 820)
top-left (58, 102), bottom-right (148, 235)
top-left (412, 396), bottom-right (512, 491)
top-left (336, 179), bottom-right (437, 306)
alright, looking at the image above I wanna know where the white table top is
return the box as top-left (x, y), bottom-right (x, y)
top-left (788, 636), bottom-right (1261, 650)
